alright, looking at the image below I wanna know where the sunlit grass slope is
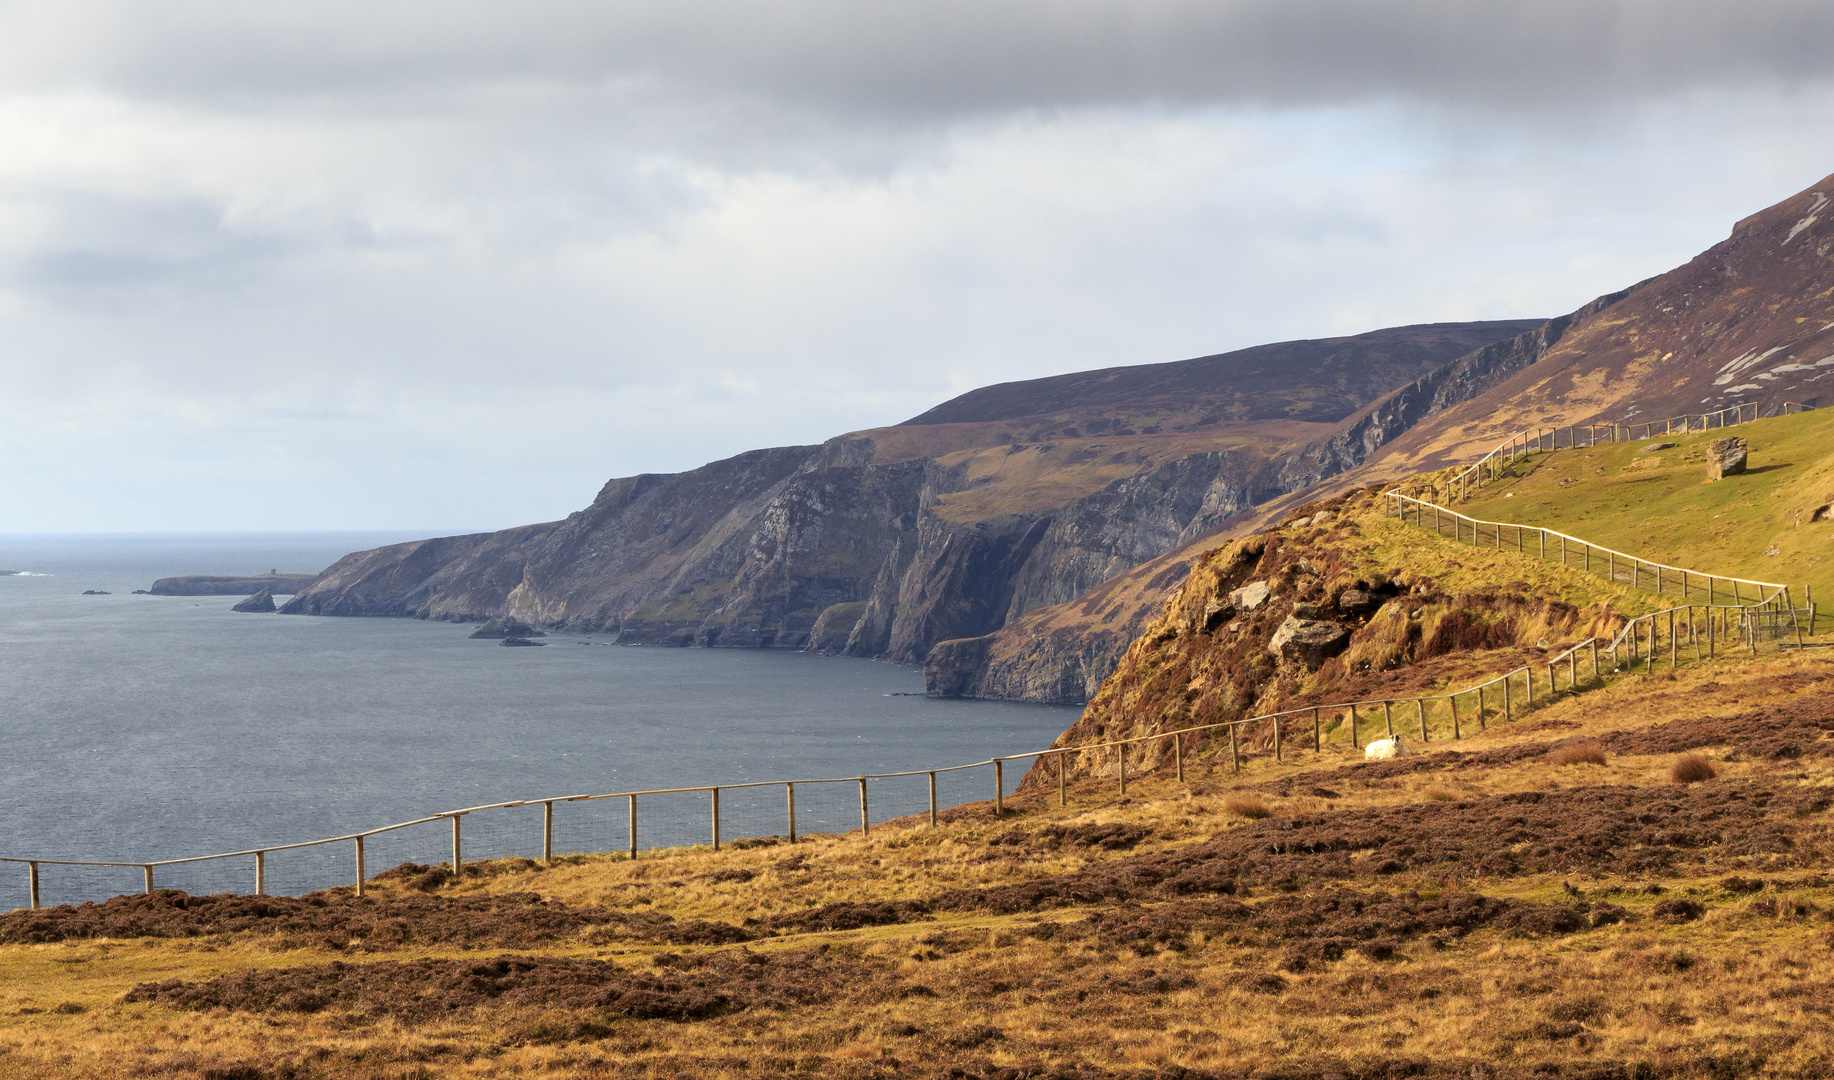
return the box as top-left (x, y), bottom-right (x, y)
top-left (1456, 408), bottom-right (1834, 607)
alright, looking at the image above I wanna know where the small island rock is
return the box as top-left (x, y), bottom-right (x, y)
top-left (500, 636), bottom-right (547, 647)
top-left (233, 588), bottom-right (277, 613)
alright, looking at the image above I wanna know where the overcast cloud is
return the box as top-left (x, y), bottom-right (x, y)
top-left (3, 1), bottom-right (1834, 532)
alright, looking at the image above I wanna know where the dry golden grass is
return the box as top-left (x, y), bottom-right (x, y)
top-left (1549, 741), bottom-right (1609, 767)
top-left (4, 647), bottom-right (1831, 1079)
top-left (1221, 794), bottom-right (1272, 819)
top-left (1672, 753), bottom-right (1720, 784)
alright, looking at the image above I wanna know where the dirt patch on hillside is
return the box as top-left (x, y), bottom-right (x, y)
top-left (0, 888), bottom-right (749, 950)
top-left (124, 946), bottom-right (870, 1024)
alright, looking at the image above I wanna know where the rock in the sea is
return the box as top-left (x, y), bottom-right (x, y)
top-left (500, 636), bottom-right (547, 647)
top-left (233, 588), bottom-right (276, 613)
top-left (1707, 437), bottom-right (1748, 480)
top-left (81, 589), bottom-right (111, 595)
top-left (471, 617), bottom-right (544, 639)
top-left (1268, 615), bottom-right (1351, 670)
top-left (1228, 580), bottom-right (1271, 612)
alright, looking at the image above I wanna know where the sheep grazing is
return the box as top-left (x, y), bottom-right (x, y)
top-left (1364, 736), bottom-right (1410, 761)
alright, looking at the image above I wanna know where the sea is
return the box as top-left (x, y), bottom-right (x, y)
top-left (0, 533), bottom-right (1079, 909)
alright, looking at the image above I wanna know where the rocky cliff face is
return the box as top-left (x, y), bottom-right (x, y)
top-left (283, 321), bottom-right (1535, 666)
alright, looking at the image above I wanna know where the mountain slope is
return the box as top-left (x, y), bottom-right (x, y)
top-left (928, 171), bottom-right (1834, 702)
top-left (283, 321), bottom-right (1537, 663)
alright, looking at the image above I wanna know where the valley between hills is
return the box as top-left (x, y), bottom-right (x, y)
top-left (7, 177), bottom-right (1834, 1079)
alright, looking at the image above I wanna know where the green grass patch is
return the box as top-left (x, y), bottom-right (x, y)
top-left (1455, 408), bottom-right (1834, 614)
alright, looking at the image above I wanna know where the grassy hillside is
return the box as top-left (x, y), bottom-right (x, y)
top-left (4, 641), bottom-right (1832, 1078)
top-left (1455, 408), bottom-right (1834, 609)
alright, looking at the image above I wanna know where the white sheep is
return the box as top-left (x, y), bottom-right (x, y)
top-left (1364, 736), bottom-right (1410, 761)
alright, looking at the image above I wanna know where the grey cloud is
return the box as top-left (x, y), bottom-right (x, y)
top-left (7, 1), bottom-right (1834, 118)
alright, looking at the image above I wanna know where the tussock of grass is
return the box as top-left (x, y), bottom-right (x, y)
top-left (1672, 753), bottom-right (1719, 784)
top-left (1222, 794), bottom-right (1272, 819)
top-left (1548, 741), bottom-right (1608, 767)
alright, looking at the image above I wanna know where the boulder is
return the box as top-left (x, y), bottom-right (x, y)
top-left (1336, 588), bottom-right (1379, 615)
top-left (1707, 437), bottom-right (1748, 480)
top-left (471, 617), bottom-right (544, 639)
top-left (1200, 599), bottom-right (1235, 632)
top-left (500, 636), bottom-right (548, 647)
top-left (1268, 615), bottom-right (1351, 670)
top-left (1229, 581), bottom-right (1271, 612)
top-left (232, 588), bottom-right (276, 613)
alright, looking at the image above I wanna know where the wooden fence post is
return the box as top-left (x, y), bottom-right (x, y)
top-left (144, 866), bottom-right (154, 895)
top-left (859, 777), bottom-right (870, 836)
top-left (1175, 734), bottom-right (1185, 781)
top-left (28, 862), bottom-right (39, 910)
top-left (355, 836), bottom-right (365, 897)
top-left (1670, 611), bottom-right (1678, 669)
top-left (543, 801), bottom-right (554, 864)
top-left (452, 815), bottom-right (463, 878)
top-left (1503, 676), bottom-right (1511, 721)
top-left (931, 772), bottom-right (940, 825)
top-left (995, 759), bottom-right (1004, 817)
top-left (1349, 703), bottom-right (1359, 748)
top-left (1708, 609), bottom-right (1715, 659)
top-left (1313, 706), bottom-right (1321, 751)
top-left (628, 795), bottom-right (638, 860)
top-left (1274, 718), bottom-right (1283, 763)
top-left (1451, 695), bottom-right (1461, 739)
top-left (1591, 639), bottom-right (1600, 679)
top-left (789, 782), bottom-right (799, 841)
top-left (1417, 698), bottom-right (1428, 740)
top-left (254, 852), bottom-right (265, 897)
top-left (711, 787), bottom-right (720, 851)
top-left (1230, 725), bottom-right (1240, 772)
top-left (1383, 701), bottom-right (1394, 738)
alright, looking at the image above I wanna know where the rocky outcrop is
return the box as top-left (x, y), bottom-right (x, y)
top-left (1267, 615), bottom-right (1350, 669)
top-left (232, 588), bottom-right (276, 613)
top-left (1708, 437), bottom-right (1749, 480)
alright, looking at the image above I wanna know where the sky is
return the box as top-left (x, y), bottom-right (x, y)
top-left (4, 1), bottom-right (1834, 533)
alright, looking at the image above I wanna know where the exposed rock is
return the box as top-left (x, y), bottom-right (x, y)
top-left (1336, 588), bottom-right (1379, 615)
top-left (500, 637), bottom-right (547, 647)
top-left (1268, 615), bottom-right (1352, 670)
top-left (232, 588), bottom-right (276, 613)
top-left (1648, 441), bottom-right (1678, 451)
top-left (81, 590), bottom-right (110, 595)
top-left (1707, 437), bottom-right (1749, 481)
top-left (131, 589), bottom-right (151, 595)
top-left (149, 574), bottom-right (320, 596)
top-left (470, 617), bottom-right (543, 639)
top-left (1813, 504), bottom-right (1832, 523)
top-left (1229, 580), bottom-right (1271, 612)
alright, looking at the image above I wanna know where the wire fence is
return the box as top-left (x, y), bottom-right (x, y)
top-left (5, 408), bottom-right (1820, 914)
top-left (1397, 401), bottom-right (1762, 506)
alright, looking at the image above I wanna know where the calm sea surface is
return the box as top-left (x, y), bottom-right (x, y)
top-left (0, 533), bottom-right (1079, 907)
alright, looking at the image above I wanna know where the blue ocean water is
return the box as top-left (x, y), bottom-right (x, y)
top-left (0, 534), bottom-right (1079, 907)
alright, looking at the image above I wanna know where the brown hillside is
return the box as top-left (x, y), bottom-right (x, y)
top-left (1363, 171), bottom-right (1834, 478)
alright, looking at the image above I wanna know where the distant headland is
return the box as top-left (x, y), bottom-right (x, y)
top-left (149, 573), bottom-right (321, 596)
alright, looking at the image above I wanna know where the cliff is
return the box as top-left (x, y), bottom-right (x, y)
top-left (282, 320), bottom-right (1537, 664)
